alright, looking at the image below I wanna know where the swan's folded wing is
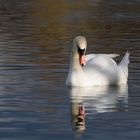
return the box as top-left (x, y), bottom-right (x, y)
top-left (85, 54), bottom-right (118, 71)
top-left (85, 54), bottom-right (96, 61)
top-left (106, 54), bottom-right (120, 58)
top-left (84, 55), bottom-right (119, 85)
top-left (86, 54), bottom-right (119, 62)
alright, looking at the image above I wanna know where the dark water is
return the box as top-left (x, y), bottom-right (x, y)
top-left (0, 0), bottom-right (140, 140)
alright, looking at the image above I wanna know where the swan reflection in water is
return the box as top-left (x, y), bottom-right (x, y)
top-left (69, 85), bottom-right (128, 134)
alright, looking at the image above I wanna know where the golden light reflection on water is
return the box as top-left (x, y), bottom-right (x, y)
top-left (30, 0), bottom-right (139, 53)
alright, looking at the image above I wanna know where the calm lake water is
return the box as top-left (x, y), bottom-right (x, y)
top-left (0, 0), bottom-right (140, 140)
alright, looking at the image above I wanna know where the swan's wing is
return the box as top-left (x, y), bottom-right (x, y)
top-left (86, 54), bottom-right (119, 62)
top-left (106, 54), bottom-right (120, 58)
top-left (84, 55), bottom-right (119, 85)
top-left (85, 54), bottom-right (118, 71)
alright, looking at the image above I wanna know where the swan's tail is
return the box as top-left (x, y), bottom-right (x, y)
top-left (118, 51), bottom-right (130, 82)
top-left (119, 51), bottom-right (130, 67)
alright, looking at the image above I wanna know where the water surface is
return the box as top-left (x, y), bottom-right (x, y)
top-left (0, 0), bottom-right (140, 140)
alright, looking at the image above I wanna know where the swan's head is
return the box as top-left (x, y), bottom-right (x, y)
top-left (73, 36), bottom-right (87, 66)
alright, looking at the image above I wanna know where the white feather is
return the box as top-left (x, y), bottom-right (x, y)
top-left (66, 36), bottom-right (130, 87)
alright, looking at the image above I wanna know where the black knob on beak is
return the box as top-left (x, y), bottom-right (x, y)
top-left (78, 47), bottom-right (85, 55)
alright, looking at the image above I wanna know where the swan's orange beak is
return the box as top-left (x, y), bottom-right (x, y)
top-left (79, 54), bottom-right (86, 66)
top-left (78, 47), bottom-right (86, 66)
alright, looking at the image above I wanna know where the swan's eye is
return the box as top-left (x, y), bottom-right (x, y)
top-left (78, 47), bottom-right (85, 55)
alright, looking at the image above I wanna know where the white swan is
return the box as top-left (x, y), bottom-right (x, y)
top-left (66, 36), bottom-right (130, 87)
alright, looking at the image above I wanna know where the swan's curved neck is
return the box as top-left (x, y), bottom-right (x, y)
top-left (70, 52), bottom-right (81, 70)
